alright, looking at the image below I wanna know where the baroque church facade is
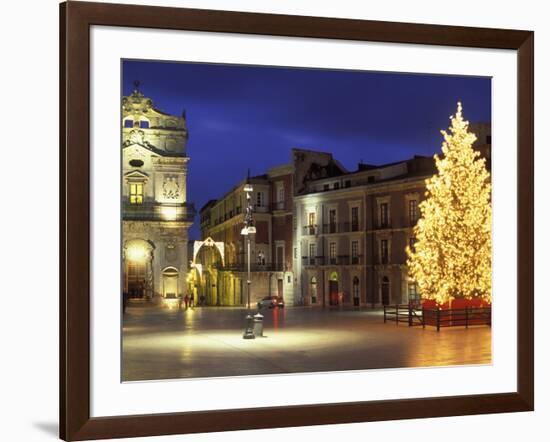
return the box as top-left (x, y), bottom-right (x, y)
top-left (121, 86), bottom-right (195, 300)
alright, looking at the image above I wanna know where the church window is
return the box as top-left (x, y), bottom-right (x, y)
top-left (130, 183), bottom-right (144, 204)
top-left (124, 119), bottom-right (134, 128)
top-left (139, 120), bottom-right (149, 129)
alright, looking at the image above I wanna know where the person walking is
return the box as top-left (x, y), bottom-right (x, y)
top-left (189, 294), bottom-right (194, 309)
top-left (184, 294), bottom-right (189, 310)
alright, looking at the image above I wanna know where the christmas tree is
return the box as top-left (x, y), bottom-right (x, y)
top-left (407, 103), bottom-right (492, 305)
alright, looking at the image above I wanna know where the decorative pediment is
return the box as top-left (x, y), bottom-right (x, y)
top-left (124, 170), bottom-right (149, 182)
top-left (124, 143), bottom-right (154, 158)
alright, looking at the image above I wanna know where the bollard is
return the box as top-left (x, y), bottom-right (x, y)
top-left (243, 314), bottom-right (255, 339)
top-left (253, 312), bottom-right (264, 337)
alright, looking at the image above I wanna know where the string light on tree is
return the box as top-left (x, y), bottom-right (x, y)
top-left (407, 102), bottom-right (492, 306)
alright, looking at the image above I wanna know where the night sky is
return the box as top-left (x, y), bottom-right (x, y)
top-left (122, 60), bottom-right (491, 240)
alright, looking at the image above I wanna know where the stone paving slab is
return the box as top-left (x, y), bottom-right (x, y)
top-left (122, 305), bottom-right (491, 381)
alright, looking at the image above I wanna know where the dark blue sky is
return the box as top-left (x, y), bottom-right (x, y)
top-left (122, 60), bottom-right (491, 240)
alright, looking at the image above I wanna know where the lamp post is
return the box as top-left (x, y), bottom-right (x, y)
top-left (242, 180), bottom-right (256, 339)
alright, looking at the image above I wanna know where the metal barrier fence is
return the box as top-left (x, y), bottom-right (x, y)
top-left (383, 304), bottom-right (492, 331)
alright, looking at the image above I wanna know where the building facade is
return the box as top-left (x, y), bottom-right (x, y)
top-left (196, 165), bottom-right (295, 306)
top-left (292, 149), bottom-right (435, 307)
top-left (121, 86), bottom-right (195, 301)
top-left (195, 126), bottom-right (490, 308)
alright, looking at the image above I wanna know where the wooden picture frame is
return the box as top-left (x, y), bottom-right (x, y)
top-left (60, 1), bottom-right (534, 440)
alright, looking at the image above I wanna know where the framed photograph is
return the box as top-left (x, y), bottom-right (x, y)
top-left (60, 1), bottom-right (534, 440)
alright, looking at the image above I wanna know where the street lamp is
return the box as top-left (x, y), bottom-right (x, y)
top-left (241, 181), bottom-right (256, 339)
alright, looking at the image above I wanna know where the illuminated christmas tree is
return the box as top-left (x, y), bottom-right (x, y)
top-left (407, 103), bottom-right (492, 305)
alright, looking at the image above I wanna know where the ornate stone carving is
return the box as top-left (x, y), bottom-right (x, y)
top-left (162, 175), bottom-right (180, 200)
top-left (122, 89), bottom-right (153, 114)
top-left (123, 129), bottom-right (159, 150)
top-left (127, 146), bottom-right (146, 158)
top-left (123, 129), bottom-right (145, 146)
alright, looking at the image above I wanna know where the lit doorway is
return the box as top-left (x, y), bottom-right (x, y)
top-left (124, 238), bottom-right (154, 299)
top-left (329, 271), bottom-right (339, 305)
top-left (277, 279), bottom-right (283, 300)
top-left (127, 261), bottom-right (146, 298)
top-left (310, 276), bottom-right (318, 304)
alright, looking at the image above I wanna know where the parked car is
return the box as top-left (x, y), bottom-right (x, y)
top-left (257, 295), bottom-right (285, 309)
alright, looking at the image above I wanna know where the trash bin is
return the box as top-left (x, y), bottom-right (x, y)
top-left (243, 314), bottom-right (255, 339)
top-left (253, 312), bottom-right (264, 337)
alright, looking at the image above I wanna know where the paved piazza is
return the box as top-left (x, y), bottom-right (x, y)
top-left (122, 304), bottom-right (492, 382)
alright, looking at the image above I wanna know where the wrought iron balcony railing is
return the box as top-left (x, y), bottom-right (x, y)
top-left (374, 220), bottom-right (392, 230)
top-left (301, 255), bottom-right (363, 266)
top-left (213, 262), bottom-right (285, 272)
top-left (318, 222), bottom-right (362, 234)
top-left (303, 225), bottom-right (318, 236)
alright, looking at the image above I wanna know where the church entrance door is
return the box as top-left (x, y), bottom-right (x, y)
top-left (127, 261), bottom-right (147, 298)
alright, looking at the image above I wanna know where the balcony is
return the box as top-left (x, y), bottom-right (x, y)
top-left (302, 256), bottom-right (325, 266)
top-left (213, 262), bottom-right (285, 272)
top-left (211, 207), bottom-right (244, 226)
top-left (301, 255), bottom-right (363, 266)
top-left (330, 255), bottom-right (350, 265)
top-left (123, 201), bottom-right (195, 222)
top-left (375, 220), bottom-right (392, 230)
top-left (319, 222), bottom-right (361, 234)
top-left (303, 225), bottom-right (318, 236)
